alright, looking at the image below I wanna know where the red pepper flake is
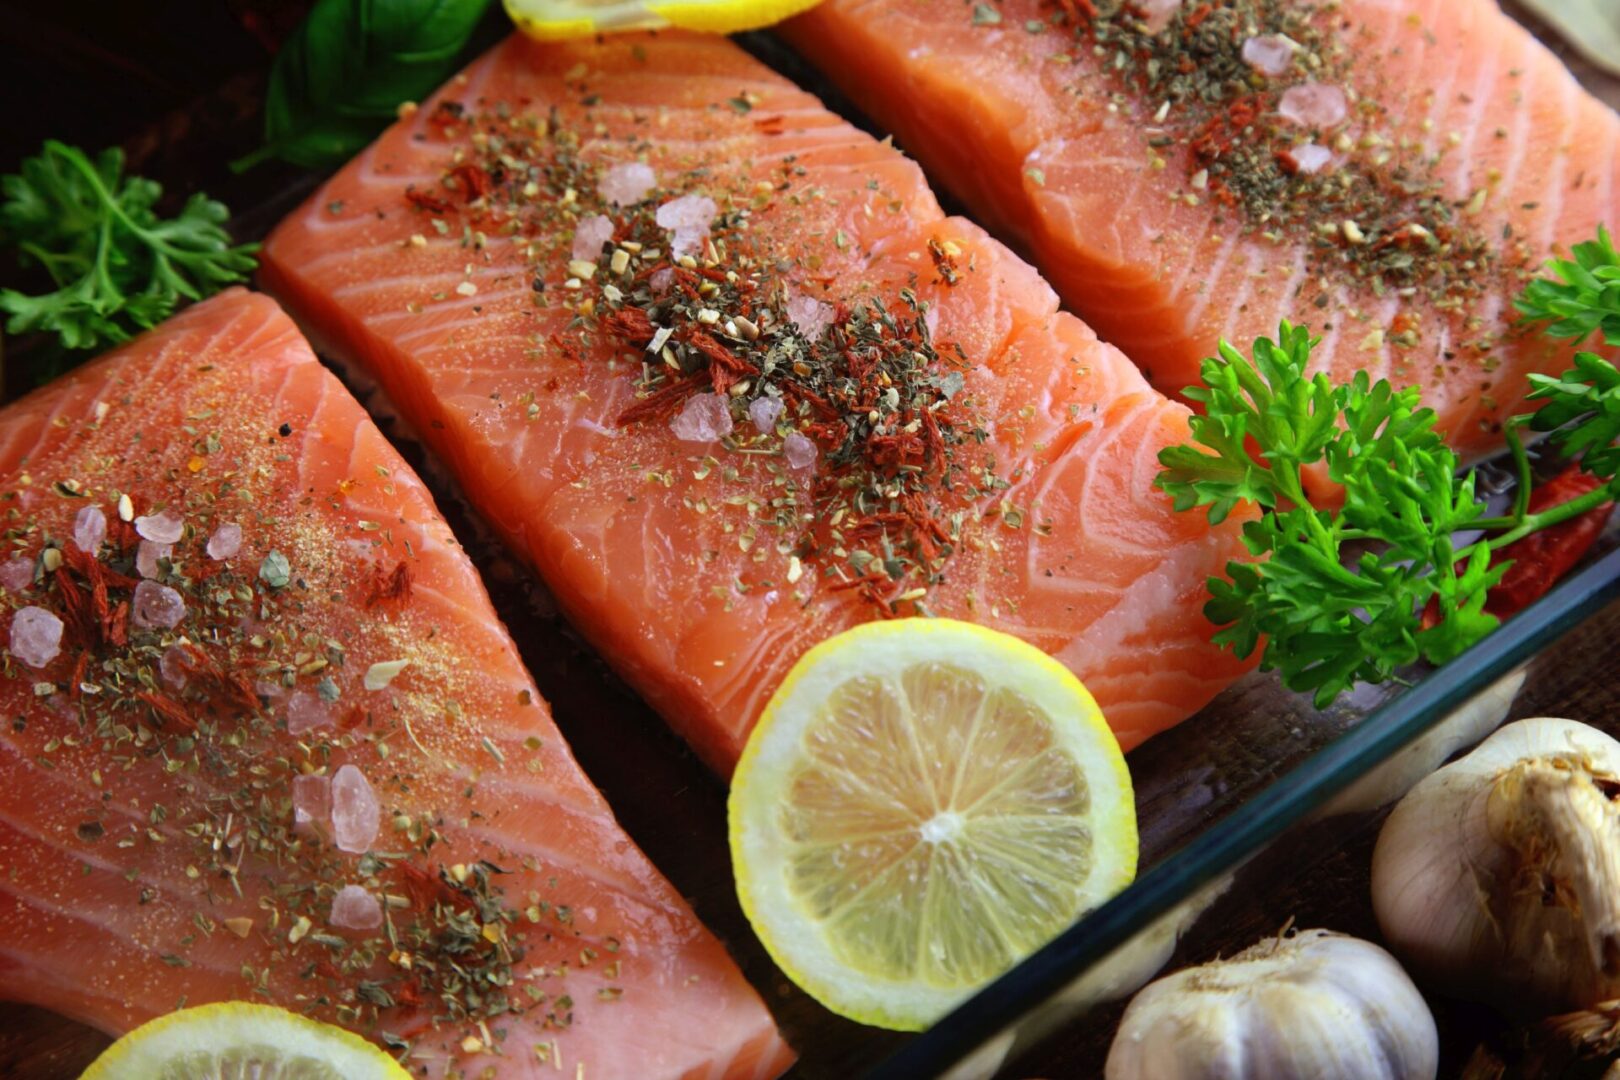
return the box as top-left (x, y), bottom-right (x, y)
top-left (366, 559), bottom-right (415, 608)
top-left (68, 653), bottom-right (89, 701)
top-left (615, 373), bottom-right (706, 426)
top-left (1486, 468), bottom-right (1614, 617)
top-left (685, 329), bottom-right (757, 394)
top-left (135, 690), bottom-right (197, 733)
top-left (446, 163), bottom-right (493, 203)
top-left (399, 862), bottom-right (453, 909)
top-left (404, 186), bottom-right (453, 215)
top-left (600, 307), bottom-right (658, 348)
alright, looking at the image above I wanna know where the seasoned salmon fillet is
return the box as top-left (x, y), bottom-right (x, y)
top-left (0, 290), bottom-right (792, 1080)
top-left (785, 0), bottom-right (1620, 476)
top-left (260, 32), bottom-right (1255, 772)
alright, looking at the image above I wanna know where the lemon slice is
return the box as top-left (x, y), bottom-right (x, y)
top-left (730, 618), bottom-right (1137, 1031)
top-left (80, 1002), bottom-right (410, 1079)
top-left (505, 0), bottom-right (823, 41)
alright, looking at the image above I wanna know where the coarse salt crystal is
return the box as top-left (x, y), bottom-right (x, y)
top-left (293, 773), bottom-right (331, 828)
top-left (132, 580), bottom-right (185, 630)
top-left (656, 193), bottom-right (717, 233)
top-left (160, 644), bottom-right (193, 689)
top-left (1279, 82), bottom-right (1348, 129)
top-left (331, 764), bottom-right (380, 854)
top-left (206, 523), bottom-right (242, 560)
top-left (136, 540), bottom-right (171, 579)
top-left (1287, 143), bottom-right (1334, 175)
top-left (73, 506), bottom-right (107, 553)
top-left (1138, 0), bottom-right (1181, 33)
top-left (656, 195), bottom-right (716, 259)
top-left (599, 162), bottom-right (656, 206)
top-left (748, 396), bottom-right (783, 434)
top-left (670, 393), bottom-right (735, 443)
top-left (650, 268), bottom-right (675, 294)
top-left (1241, 34), bottom-right (1297, 77)
top-left (9, 607), bottom-right (63, 668)
top-left (329, 884), bottom-right (383, 930)
top-left (572, 214), bottom-right (614, 263)
top-left (287, 690), bottom-right (332, 736)
top-left (134, 509), bottom-right (184, 544)
top-left (785, 289), bottom-right (834, 342)
top-left (670, 227), bottom-right (707, 261)
top-left (0, 556), bottom-right (32, 592)
top-left (783, 432), bottom-right (818, 471)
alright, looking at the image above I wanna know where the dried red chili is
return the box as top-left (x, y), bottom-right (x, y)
top-left (1486, 468), bottom-right (1614, 618)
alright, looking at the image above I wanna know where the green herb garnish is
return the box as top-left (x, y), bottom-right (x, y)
top-left (236, 0), bottom-right (494, 171)
top-left (1160, 235), bottom-right (1620, 705)
top-left (0, 141), bottom-right (257, 353)
top-left (1515, 225), bottom-right (1620, 347)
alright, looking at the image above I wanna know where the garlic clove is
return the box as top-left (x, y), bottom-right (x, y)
top-left (1061, 874), bottom-right (1232, 1011)
top-left (1373, 717), bottom-right (1620, 1013)
top-left (1321, 668), bottom-right (1523, 818)
top-left (1106, 928), bottom-right (1437, 1080)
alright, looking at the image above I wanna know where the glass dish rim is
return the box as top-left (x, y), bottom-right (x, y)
top-left (870, 542), bottom-right (1620, 1079)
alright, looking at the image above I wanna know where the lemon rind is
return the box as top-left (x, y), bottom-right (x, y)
top-left (80, 1001), bottom-right (410, 1079)
top-left (730, 618), bottom-right (1137, 1031)
top-left (505, 0), bottom-right (824, 40)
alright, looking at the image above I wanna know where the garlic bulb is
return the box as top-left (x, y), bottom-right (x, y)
top-left (1372, 717), bottom-right (1620, 1013)
top-left (1105, 929), bottom-right (1437, 1080)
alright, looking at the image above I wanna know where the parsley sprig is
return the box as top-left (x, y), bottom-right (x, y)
top-left (1160, 229), bottom-right (1620, 706)
top-left (1515, 224), bottom-right (1620, 347)
top-left (0, 141), bottom-right (258, 353)
top-left (1158, 324), bottom-right (1504, 704)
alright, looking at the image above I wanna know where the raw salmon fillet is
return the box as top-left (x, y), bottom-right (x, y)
top-left (0, 290), bottom-right (791, 1080)
top-left (785, 0), bottom-right (1620, 475)
top-left (260, 32), bottom-right (1254, 772)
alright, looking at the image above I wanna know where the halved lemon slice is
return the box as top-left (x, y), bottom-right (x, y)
top-left (80, 1002), bottom-right (410, 1079)
top-left (730, 618), bottom-right (1137, 1031)
top-left (505, 0), bottom-right (823, 40)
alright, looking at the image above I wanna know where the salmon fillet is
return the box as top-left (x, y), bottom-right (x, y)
top-left (259, 32), bottom-right (1254, 772)
top-left (0, 290), bottom-right (791, 1080)
top-left (784, 0), bottom-right (1620, 479)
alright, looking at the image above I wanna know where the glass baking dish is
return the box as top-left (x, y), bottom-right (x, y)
top-left (1, 10), bottom-right (1617, 1079)
top-left (876, 522), bottom-right (1620, 1078)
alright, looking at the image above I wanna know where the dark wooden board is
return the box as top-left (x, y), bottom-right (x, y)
top-left (2, 3), bottom-right (1618, 1078)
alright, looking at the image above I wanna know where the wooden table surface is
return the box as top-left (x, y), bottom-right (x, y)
top-left (1, 2), bottom-right (1617, 1078)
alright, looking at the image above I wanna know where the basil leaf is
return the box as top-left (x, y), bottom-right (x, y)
top-left (239, 0), bottom-right (495, 171)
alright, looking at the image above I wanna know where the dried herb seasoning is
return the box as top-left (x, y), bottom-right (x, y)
top-left (2, 457), bottom-right (571, 1053)
top-left (410, 105), bottom-right (1008, 613)
top-left (1016, 0), bottom-right (1518, 307)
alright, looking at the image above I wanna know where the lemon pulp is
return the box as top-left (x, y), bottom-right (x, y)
top-left (730, 618), bottom-right (1137, 1030)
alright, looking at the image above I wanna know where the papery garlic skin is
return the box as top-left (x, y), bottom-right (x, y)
top-left (1372, 717), bottom-right (1620, 1013)
top-left (1105, 929), bottom-right (1437, 1080)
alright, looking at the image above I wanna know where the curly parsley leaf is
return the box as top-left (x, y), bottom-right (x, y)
top-left (0, 141), bottom-right (258, 354)
top-left (1156, 323), bottom-right (1337, 523)
top-left (237, 0), bottom-right (494, 171)
top-left (1525, 351), bottom-right (1620, 484)
top-left (1515, 224), bottom-right (1620, 347)
top-left (1157, 322), bottom-right (1503, 707)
